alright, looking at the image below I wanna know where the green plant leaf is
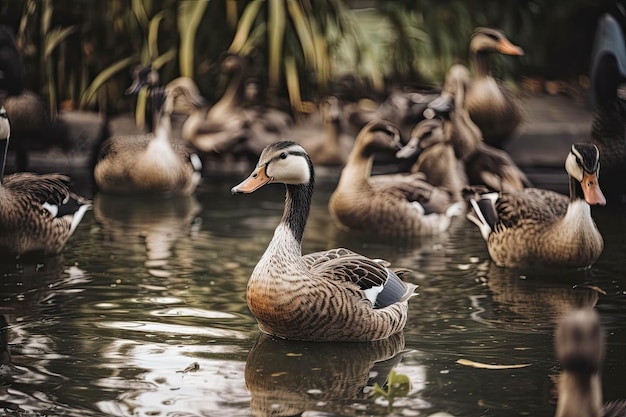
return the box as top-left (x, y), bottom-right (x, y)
top-left (148, 10), bottom-right (170, 61)
top-left (44, 26), bottom-right (77, 58)
top-left (268, 0), bottom-right (286, 92)
top-left (286, 0), bottom-right (315, 68)
top-left (79, 55), bottom-right (139, 108)
top-left (178, 0), bottom-right (210, 78)
top-left (229, 0), bottom-right (263, 54)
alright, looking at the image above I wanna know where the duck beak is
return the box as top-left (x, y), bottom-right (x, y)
top-left (396, 138), bottom-right (421, 159)
top-left (497, 38), bottom-right (524, 56)
top-left (231, 165), bottom-right (272, 194)
top-left (581, 172), bottom-right (606, 206)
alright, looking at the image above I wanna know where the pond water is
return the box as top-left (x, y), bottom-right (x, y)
top-left (1, 171), bottom-right (625, 417)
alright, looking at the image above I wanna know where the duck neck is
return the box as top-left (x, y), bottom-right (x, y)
top-left (568, 175), bottom-right (586, 203)
top-left (214, 67), bottom-right (245, 114)
top-left (555, 370), bottom-right (602, 417)
top-left (470, 51), bottom-right (490, 78)
top-left (0, 137), bottom-right (7, 184)
top-left (342, 146), bottom-right (374, 186)
top-left (281, 182), bottom-right (313, 244)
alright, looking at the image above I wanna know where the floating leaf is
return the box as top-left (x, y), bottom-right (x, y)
top-left (456, 358), bottom-right (530, 370)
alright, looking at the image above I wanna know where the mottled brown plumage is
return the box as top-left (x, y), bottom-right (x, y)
top-left (329, 120), bottom-right (462, 238)
top-left (468, 143), bottom-right (605, 268)
top-left (0, 107), bottom-right (90, 256)
top-left (232, 141), bottom-right (416, 342)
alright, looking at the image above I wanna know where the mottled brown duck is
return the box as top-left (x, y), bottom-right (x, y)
top-left (0, 106), bottom-right (91, 257)
top-left (465, 27), bottom-right (525, 148)
top-left (231, 140), bottom-right (416, 342)
top-left (467, 143), bottom-right (605, 268)
top-left (555, 309), bottom-right (626, 417)
top-left (94, 68), bottom-right (202, 196)
top-left (590, 13), bottom-right (626, 204)
top-left (329, 120), bottom-right (462, 237)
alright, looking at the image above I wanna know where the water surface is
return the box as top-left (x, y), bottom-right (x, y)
top-left (1, 174), bottom-right (625, 417)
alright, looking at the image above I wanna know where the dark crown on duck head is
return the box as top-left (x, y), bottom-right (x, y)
top-left (571, 143), bottom-right (600, 174)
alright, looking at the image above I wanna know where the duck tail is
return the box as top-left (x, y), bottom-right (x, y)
top-left (466, 192), bottom-right (498, 241)
top-left (376, 270), bottom-right (417, 307)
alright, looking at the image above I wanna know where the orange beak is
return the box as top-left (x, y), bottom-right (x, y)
top-left (231, 165), bottom-right (272, 194)
top-left (497, 38), bottom-right (524, 56)
top-left (581, 172), bottom-right (606, 206)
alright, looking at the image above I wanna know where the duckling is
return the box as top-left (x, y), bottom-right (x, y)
top-left (464, 27), bottom-right (525, 149)
top-left (554, 309), bottom-right (626, 417)
top-left (589, 14), bottom-right (626, 204)
top-left (94, 67), bottom-right (202, 196)
top-left (329, 120), bottom-right (462, 237)
top-left (0, 106), bottom-right (91, 257)
top-left (231, 140), bottom-right (417, 342)
top-left (467, 143), bottom-right (605, 268)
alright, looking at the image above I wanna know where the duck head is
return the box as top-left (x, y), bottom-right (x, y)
top-left (126, 64), bottom-right (159, 95)
top-left (470, 27), bottom-right (524, 56)
top-left (164, 77), bottom-right (208, 114)
top-left (354, 120), bottom-right (401, 155)
top-left (555, 309), bottom-right (605, 376)
top-left (565, 143), bottom-right (606, 206)
top-left (396, 118), bottom-right (445, 160)
top-left (232, 141), bottom-right (313, 193)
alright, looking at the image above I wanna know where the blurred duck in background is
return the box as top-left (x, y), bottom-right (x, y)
top-left (93, 66), bottom-right (202, 196)
top-left (464, 27), bottom-right (525, 149)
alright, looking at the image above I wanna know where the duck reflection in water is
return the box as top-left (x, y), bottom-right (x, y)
top-left (245, 332), bottom-right (411, 416)
top-left (94, 194), bottom-right (201, 276)
top-left (473, 262), bottom-right (599, 330)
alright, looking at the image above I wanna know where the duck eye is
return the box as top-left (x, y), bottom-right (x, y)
top-left (279, 152), bottom-right (287, 159)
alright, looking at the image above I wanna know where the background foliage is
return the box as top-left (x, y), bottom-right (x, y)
top-left (0, 0), bottom-right (615, 115)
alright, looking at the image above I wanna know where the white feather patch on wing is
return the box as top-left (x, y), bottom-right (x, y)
top-left (410, 202), bottom-right (426, 215)
top-left (42, 202), bottom-right (59, 217)
top-left (190, 153), bottom-right (203, 172)
top-left (364, 285), bottom-right (384, 305)
top-left (68, 204), bottom-right (92, 236)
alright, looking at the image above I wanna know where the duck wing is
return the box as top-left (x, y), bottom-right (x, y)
top-left (495, 188), bottom-right (568, 229)
top-left (305, 249), bottom-right (415, 307)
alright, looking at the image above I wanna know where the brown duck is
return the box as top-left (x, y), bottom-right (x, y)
top-left (467, 143), bottom-right (605, 268)
top-left (231, 140), bottom-right (417, 342)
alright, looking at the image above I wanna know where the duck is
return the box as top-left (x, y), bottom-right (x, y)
top-left (589, 13), bottom-right (626, 204)
top-left (467, 143), bottom-right (605, 268)
top-left (396, 117), bottom-right (468, 203)
top-left (231, 140), bottom-right (417, 342)
top-left (464, 27), bottom-right (525, 149)
top-left (428, 64), bottom-right (531, 192)
top-left (0, 106), bottom-right (91, 257)
top-left (329, 120), bottom-right (462, 237)
top-left (94, 67), bottom-right (202, 196)
top-left (554, 309), bottom-right (626, 417)
top-left (296, 96), bottom-right (354, 167)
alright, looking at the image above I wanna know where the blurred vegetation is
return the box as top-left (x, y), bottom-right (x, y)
top-left (0, 0), bottom-right (613, 116)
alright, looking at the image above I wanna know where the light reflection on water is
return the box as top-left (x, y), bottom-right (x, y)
top-left (0, 175), bottom-right (625, 417)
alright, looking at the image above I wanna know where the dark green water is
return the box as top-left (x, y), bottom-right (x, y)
top-left (1, 174), bottom-right (625, 417)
